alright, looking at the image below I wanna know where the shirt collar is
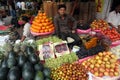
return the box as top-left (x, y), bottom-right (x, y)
top-left (58, 14), bottom-right (67, 19)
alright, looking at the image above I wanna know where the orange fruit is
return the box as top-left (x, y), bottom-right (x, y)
top-left (48, 28), bottom-right (52, 32)
top-left (32, 25), bottom-right (41, 30)
top-left (48, 21), bottom-right (52, 25)
top-left (43, 16), bottom-right (47, 19)
top-left (35, 20), bottom-right (40, 23)
top-left (39, 17), bottom-right (42, 20)
top-left (46, 26), bottom-right (50, 29)
top-left (38, 24), bottom-right (43, 27)
top-left (45, 19), bottom-right (49, 22)
top-left (31, 25), bottom-right (36, 28)
top-left (32, 21), bottom-right (36, 24)
top-left (44, 29), bottom-right (48, 32)
top-left (35, 17), bottom-right (39, 20)
top-left (39, 30), bottom-right (44, 33)
top-left (41, 19), bottom-right (45, 23)
top-left (38, 13), bottom-right (42, 16)
top-left (33, 22), bottom-right (39, 26)
top-left (42, 27), bottom-right (46, 30)
top-left (49, 24), bottom-right (54, 28)
top-left (42, 13), bottom-right (46, 16)
top-left (30, 27), bottom-right (39, 33)
top-left (51, 27), bottom-right (54, 30)
top-left (43, 23), bottom-right (48, 26)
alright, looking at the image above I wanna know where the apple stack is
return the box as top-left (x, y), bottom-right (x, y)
top-left (91, 19), bottom-right (109, 31)
top-left (51, 63), bottom-right (88, 80)
top-left (82, 51), bottom-right (120, 77)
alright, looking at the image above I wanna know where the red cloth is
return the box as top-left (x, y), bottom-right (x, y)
top-left (0, 25), bottom-right (9, 31)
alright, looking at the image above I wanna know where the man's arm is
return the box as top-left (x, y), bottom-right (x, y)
top-left (108, 23), bottom-right (116, 28)
top-left (21, 36), bottom-right (26, 42)
top-left (53, 16), bottom-right (59, 35)
top-left (107, 12), bottom-right (116, 28)
top-left (117, 25), bottom-right (120, 33)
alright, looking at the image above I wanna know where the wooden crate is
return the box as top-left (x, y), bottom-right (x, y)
top-left (52, 2), bottom-right (58, 17)
top-left (43, 1), bottom-right (54, 18)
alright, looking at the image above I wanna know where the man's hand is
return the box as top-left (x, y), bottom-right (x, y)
top-left (108, 23), bottom-right (115, 28)
top-left (117, 25), bottom-right (120, 33)
top-left (72, 30), bottom-right (76, 33)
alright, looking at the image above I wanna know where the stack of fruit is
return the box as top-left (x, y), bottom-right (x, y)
top-left (30, 12), bottom-right (54, 34)
top-left (51, 63), bottom-right (88, 80)
top-left (101, 28), bottom-right (120, 42)
top-left (82, 51), bottom-right (120, 77)
top-left (91, 19), bottom-right (109, 31)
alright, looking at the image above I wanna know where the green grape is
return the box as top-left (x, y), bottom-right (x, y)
top-left (71, 53), bottom-right (78, 61)
top-left (36, 36), bottom-right (62, 46)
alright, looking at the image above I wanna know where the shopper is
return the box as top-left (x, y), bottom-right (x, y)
top-left (21, 1), bottom-right (26, 14)
top-left (20, 16), bottom-right (33, 42)
top-left (31, 1), bottom-right (34, 10)
top-left (54, 4), bottom-right (82, 48)
top-left (8, 0), bottom-right (16, 17)
top-left (16, 1), bottom-right (22, 16)
top-left (16, 1), bottom-right (21, 9)
top-left (26, 1), bottom-right (31, 9)
top-left (21, 1), bottom-right (26, 10)
top-left (107, 4), bottom-right (120, 29)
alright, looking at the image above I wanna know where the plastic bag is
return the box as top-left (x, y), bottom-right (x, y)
top-left (111, 40), bottom-right (120, 47)
top-left (110, 45), bottom-right (120, 59)
top-left (88, 72), bottom-right (120, 80)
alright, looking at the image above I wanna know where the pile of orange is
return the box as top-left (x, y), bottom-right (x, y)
top-left (30, 12), bottom-right (54, 33)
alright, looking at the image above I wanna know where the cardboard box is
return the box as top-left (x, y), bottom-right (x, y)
top-left (38, 42), bottom-right (55, 60)
top-left (54, 41), bottom-right (70, 57)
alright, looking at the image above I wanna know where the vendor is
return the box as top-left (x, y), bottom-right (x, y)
top-left (54, 4), bottom-right (82, 47)
top-left (20, 16), bottom-right (33, 42)
top-left (107, 4), bottom-right (120, 29)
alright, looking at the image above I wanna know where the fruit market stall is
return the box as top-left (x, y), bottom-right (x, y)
top-left (1, 7), bottom-right (120, 79)
top-left (0, 9), bottom-right (120, 80)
